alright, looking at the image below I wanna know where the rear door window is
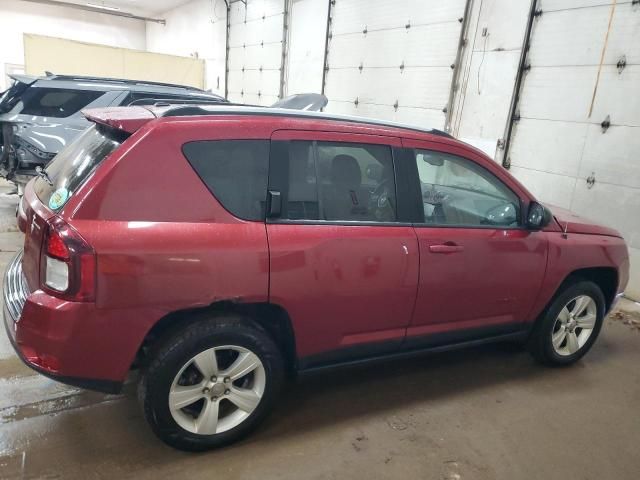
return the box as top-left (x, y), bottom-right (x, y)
top-left (35, 125), bottom-right (126, 210)
top-left (17, 87), bottom-right (104, 118)
top-left (182, 140), bottom-right (269, 221)
top-left (279, 141), bottom-right (397, 222)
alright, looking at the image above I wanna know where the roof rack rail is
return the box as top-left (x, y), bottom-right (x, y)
top-left (159, 105), bottom-right (453, 139)
top-left (47, 74), bottom-right (206, 92)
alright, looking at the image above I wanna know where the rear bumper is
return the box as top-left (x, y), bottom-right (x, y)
top-left (3, 251), bottom-right (123, 394)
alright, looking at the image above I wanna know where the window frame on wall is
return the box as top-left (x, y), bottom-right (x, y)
top-left (267, 132), bottom-right (415, 226)
top-left (405, 147), bottom-right (525, 230)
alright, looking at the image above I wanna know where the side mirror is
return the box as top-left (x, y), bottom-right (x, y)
top-left (526, 202), bottom-right (552, 230)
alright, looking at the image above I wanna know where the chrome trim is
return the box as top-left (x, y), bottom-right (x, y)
top-left (3, 251), bottom-right (30, 322)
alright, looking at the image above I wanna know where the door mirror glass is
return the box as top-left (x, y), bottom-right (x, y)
top-left (526, 202), bottom-right (551, 230)
top-left (485, 202), bottom-right (518, 226)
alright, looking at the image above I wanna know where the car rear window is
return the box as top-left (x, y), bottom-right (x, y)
top-left (17, 87), bottom-right (104, 118)
top-left (34, 124), bottom-right (126, 210)
top-left (182, 140), bottom-right (269, 221)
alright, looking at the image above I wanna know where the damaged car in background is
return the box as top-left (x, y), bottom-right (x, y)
top-left (0, 74), bottom-right (328, 193)
top-left (0, 73), bottom-right (227, 192)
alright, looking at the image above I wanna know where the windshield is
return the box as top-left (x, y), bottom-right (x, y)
top-left (34, 124), bottom-right (126, 210)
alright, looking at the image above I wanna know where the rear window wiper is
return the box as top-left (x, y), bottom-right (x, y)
top-left (35, 166), bottom-right (53, 186)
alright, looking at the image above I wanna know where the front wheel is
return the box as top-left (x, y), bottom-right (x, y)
top-left (139, 314), bottom-right (284, 451)
top-left (528, 280), bottom-right (605, 366)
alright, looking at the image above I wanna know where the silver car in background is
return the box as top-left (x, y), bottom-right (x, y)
top-left (0, 74), bottom-right (226, 191)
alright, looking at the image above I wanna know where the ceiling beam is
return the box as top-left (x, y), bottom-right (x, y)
top-left (19, 0), bottom-right (167, 24)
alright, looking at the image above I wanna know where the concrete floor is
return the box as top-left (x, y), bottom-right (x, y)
top-left (1, 183), bottom-right (639, 480)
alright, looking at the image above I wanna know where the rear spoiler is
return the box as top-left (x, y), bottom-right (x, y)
top-left (82, 106), bottom-right (156, 133)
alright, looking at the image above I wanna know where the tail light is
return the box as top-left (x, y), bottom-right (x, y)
top-left (41, 216), bottom-right (96, 302)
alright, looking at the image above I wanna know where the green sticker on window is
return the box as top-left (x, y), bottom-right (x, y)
top-left (48, 187), bottom-right (69, 210)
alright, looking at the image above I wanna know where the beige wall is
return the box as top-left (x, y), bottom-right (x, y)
top-left (24, 34), bottom-right (205, 89)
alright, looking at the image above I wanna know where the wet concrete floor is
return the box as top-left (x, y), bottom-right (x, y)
top-left (0, 183), bottom-right (639, 479)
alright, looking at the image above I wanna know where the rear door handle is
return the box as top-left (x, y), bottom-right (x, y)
top-left (428, 243), bottom-right (464, 254)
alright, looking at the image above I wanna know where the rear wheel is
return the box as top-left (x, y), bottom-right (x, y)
top-left (528, 280), bottom-right (605, 366)
top-left (139, 314), bottom-right (284, 451)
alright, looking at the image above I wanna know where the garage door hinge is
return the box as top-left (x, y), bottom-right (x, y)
top-left (405, 21), bottom-right (411, 30)
top-left (359, 62), bottom-right (364, 73)
top-left (534, 9), bottom-right (543, 17)
top-left (399, 62), bottom-right (405, 72)
top-left (586, 173), bottom-right (596, 189)
top-left (354, 97), bottom-right (359, 106)
top-left (513, 112), bottom-right (521, 123)
top-left (601, 115), bottom-right (611, 133)
top-left (458, 17), bottom-right (464, 23)
top-left (394, 100), bottom-right (399, 111)
top-left (497, 139), bottom-right (505, 150)
top-left (617, 55), bottom-right (627, 73)
top-left (363, 26), bottom-right (368, 35)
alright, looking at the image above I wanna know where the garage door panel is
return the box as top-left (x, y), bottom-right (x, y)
top-left (605, 4), bottom-right (640, 65)
top-left (329, 23), bottom-right (461, 69)
top-left (571, 180), bottom-right (640, 249)
top-left (331, 0), bottom-right (465, 35)
top-left (519, 67), bottom-right (597, 122)
top-left (233, 92), bottom-right (279, 107)
top-left (228, 69), bottom-right (281, 95)
top-left (326, 100), bottom-right (445, 130)
top-left (324, 67), bottom-right (452, 111)
top-left (578, 125), bottom-right (640, 189)
top-left (509, 119), bottom-right (588, 177)
top-left (538, 0), bottom-right (616, 12)
top-left (229, 0), bottom-right (283, 23)
top-left (510, 167), bottom-right (576, 209)
top-left (229, 14), bottom-right (284, 46)
top-left (228, 43), bottom-right (283, 70)
top-left (590, 66), bottom-right (640, 126)
top-left (528, 8), bottom-right (609, 66)
top-left (457, 50), bottom-right (522, 140)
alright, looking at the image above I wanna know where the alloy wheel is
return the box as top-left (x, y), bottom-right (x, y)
top-left (551, 295), bottom-right (597, 356)
top-left (168, 345), bottom-right (266, 435)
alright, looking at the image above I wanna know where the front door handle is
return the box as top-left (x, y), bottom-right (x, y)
top-left (428, 242), bottom-right (464, 254)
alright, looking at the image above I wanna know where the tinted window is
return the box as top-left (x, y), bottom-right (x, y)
top-left (18, 88), bottom-right (103, 118)
top-left (283, 141), bottom-right (396, 222)
top-left (183, 140), bottom-right (269, 221)
top-left (35, 125), bottom-right (125, 210)
top-left (414, 149), bottom-right (520, 227)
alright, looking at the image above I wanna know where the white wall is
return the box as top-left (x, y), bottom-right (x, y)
top-left (0, 0), bottom-right (146, 90)
top-left (285, 0), bottom-right (328, 95)
top-left (146, 0), bottom-right (227, 96)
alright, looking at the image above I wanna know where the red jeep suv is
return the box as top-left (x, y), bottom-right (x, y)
top-left (4, 105), bottom-right (629, 450)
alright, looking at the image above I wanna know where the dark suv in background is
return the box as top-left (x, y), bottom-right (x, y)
top-left (0, 73), bottom-right (226, 190)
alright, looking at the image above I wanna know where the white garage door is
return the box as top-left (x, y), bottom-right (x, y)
top-left (507, 0), bottom-right (640, 299)
top-left (322, 0), bottom-right (469, 130)
top-left (227, 0), bottom-right (285, 106)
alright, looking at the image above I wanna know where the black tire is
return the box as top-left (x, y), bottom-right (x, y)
top-left (139, 313), bottom-right (284, 451)
top-left (528, 280), bottom-right (606, 366)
